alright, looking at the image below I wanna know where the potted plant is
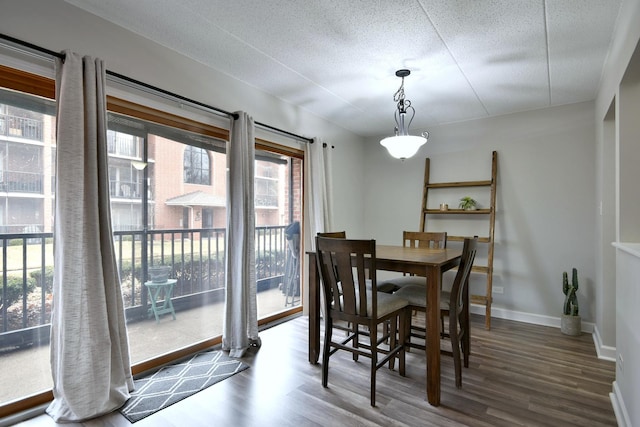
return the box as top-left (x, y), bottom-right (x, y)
top-left (561, 268), bottom-right (581, 336)
top-left (458, 196), bottom-right (477, 210)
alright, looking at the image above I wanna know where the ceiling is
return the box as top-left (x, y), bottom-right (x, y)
top-left (64, 0), bottom-right (622, 138)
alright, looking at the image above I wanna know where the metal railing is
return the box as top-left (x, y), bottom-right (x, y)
top-left (0, 170), bottom-right (44, 194)
top-left (0, 225), bottom-right (290, 351)
top-left (109, 179), bottom-right (143, 199)
top-left (0, 114), bottom-right (43, 142)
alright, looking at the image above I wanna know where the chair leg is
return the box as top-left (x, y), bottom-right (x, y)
top-left (461, 312), bottom-right (470, 368)
top-left (461, 328), bottom-right (469, 368)
top-left (382, 320), bottom-right (389, 344)
top-left (322, 317), bottom-right (332, 388)
top-left (352, 322), bottom-right (359, 361)
top-left (388, 317), bottom-right (397, 370)
top-left (405, 309), bottom-right (413, 352)
top-left (449, 314), bottom-right (462, 388)
top-left (370, 325), bottom-right (377, 406)
top-left (398, 310), bottom-right (406, 376)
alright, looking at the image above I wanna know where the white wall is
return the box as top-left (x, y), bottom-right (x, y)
top-left (364, 102), bottom-right (597, 323)
top-left (612, 245), bottom-right (640, 427)
top-left (595, 0), bottom-right (640, 425)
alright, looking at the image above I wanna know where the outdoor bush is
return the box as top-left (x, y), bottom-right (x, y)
top-left (29, 266), bottom-right (55, 293)
top-left (0, 275), bottom-right (36, 308)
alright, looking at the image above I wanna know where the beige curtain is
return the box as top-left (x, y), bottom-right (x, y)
top-left (222, 111), bottom-right (260, 358)
top-left (47, 51), bottom-right (133, 422)
top-left (304, 138), bottom-right (334, 249)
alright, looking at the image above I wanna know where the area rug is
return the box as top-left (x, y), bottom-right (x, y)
top-left (120, 350), bottom-right (249, 423)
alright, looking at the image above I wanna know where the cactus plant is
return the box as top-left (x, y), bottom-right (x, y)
top-left (562, 268), bottom-right (579, 316)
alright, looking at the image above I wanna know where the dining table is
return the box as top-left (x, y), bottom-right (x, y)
top-left (307, 244), bottom-right (463, 406)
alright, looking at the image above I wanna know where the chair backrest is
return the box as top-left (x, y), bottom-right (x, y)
top-left (449, 236), bottom-right (478, 314)
top-left (317, 231), bottom-right (347, 238)
top-left (315, 236), bottom-right (377, 322)
top-left (403, 231), bottom-right (447, 249)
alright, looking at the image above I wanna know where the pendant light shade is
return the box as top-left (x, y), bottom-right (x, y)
top-left (380, 135), bottom-right (426, 159)
top-left (380, 69), bottom-right (428, 160)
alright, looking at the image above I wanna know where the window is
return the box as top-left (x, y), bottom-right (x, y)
top-left (183, 145), bottom-right (210, 185)
top-left (0, 63), bottom-right (305, 412)
top-left (0, 78), bottom-right (57, 406)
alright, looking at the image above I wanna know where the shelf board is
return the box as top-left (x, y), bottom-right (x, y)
top-left (471, 294), bottom-right (491, 305)
top-left (447, 235), bottom-right (491, 243)
top-left (426, 180), bottom-right (492, 188)
top-left (450, 264), bottom-right (489, 274)
top-left (424, 208), bottom-right (491, 214)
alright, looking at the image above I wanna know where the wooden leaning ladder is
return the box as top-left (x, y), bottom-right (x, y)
top-left (419, 151), bottom-right (498, 329)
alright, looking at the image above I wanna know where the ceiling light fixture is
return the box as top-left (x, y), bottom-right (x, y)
top-left (380, 69), bottom-right (428, 160)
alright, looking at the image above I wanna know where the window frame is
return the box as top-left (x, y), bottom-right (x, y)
top-left (0, 64), bottom-right (306, 419)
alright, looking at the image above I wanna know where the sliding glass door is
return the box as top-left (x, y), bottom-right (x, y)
top-left (0, 69), bottom-right (304, 407)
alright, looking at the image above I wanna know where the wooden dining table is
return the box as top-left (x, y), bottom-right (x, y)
top-left (307, 244), bottom-right (463, 406)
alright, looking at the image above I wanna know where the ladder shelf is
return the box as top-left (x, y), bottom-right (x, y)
top-left (420, 151), bottom-right (498, 329)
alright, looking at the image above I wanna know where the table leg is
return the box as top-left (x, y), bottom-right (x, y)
top-left (162, 283), bottom-right (176, 320)
top-left (308, 253), bottom-right (320, 364)
top-left (148, 287), bottom-right (161, 323)
top-left (426, 265), bottom-right (441, 406)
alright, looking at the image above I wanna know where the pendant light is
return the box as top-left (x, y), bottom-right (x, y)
top-left (380, 69), bottom-right (428, 160)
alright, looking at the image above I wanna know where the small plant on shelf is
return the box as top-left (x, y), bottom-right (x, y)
top-left (458, 196), bottom-right (477, 210)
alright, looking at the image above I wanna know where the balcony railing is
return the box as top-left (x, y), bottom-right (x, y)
top-left (0, 225), bottom-right (292, 352)
top-left (109, 179), bottom-right (143, 199)
top-left (107, 132), bottom-right (139, 157)
top-left (0, 114), bottom-right (44, 142)
top-left (0, 170), bottom-right (44, 193)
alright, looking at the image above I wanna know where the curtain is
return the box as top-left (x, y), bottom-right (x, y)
top-left (303, 139), bottom-right (334, 316)
top-left (304, 138), bottom-right (334, 249)
top-left (222, 111), bottom-right (260, 358)
top-left (47, 51), bottom-right (133, 422)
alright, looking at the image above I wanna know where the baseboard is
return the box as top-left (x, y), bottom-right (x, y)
top-left (610, 381), bottom-right (631, 427)
top-left (592, 325), bottom-right (616, 361)
top-left (470, 305), bottom-right (620, 363)
top-left (470, 304), bottom-right (592, 331)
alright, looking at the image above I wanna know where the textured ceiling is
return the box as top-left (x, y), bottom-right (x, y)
top-left (64, 0), bottom-right (622, 137)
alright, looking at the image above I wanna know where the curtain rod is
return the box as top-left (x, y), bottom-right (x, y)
top-left (0, 33), bottom-right (314, 144)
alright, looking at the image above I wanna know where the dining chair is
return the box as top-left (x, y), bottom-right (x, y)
top-left (315, 236), bottom-right (409, 406)
top-left (393, 236), bottom-right (478, 388)
top-left (376, 231), bottom-right (447, 293)
top-left (316, 231), bottom-right (354, 335)
top-left (317, 231), bottom-right (347, 238)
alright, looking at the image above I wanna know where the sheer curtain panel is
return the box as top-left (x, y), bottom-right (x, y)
top-left (47, 51), bottom-right (133, 422)
top-left (304, 138), bottom-right (334, 249)
top-left (222, 111), bottom-right (260, 358)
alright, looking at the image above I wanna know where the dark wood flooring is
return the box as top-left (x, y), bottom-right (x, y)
top-left (12, 314), bottom-right (616, 427)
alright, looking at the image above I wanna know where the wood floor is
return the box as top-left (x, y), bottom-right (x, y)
top-left (10, 314), bottom-right (616, 427)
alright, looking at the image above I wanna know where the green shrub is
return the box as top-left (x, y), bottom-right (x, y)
top-left (0, 275), bottom-right (36, 308)
top-left (29, 266), bottom-right (55, 293)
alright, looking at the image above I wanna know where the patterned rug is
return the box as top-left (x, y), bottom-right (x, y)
top-left (120, 350), bottom-right (249, 423)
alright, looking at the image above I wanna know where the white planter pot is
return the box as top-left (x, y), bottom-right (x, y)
top-left (561, 314), bottom-right (581, 336)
